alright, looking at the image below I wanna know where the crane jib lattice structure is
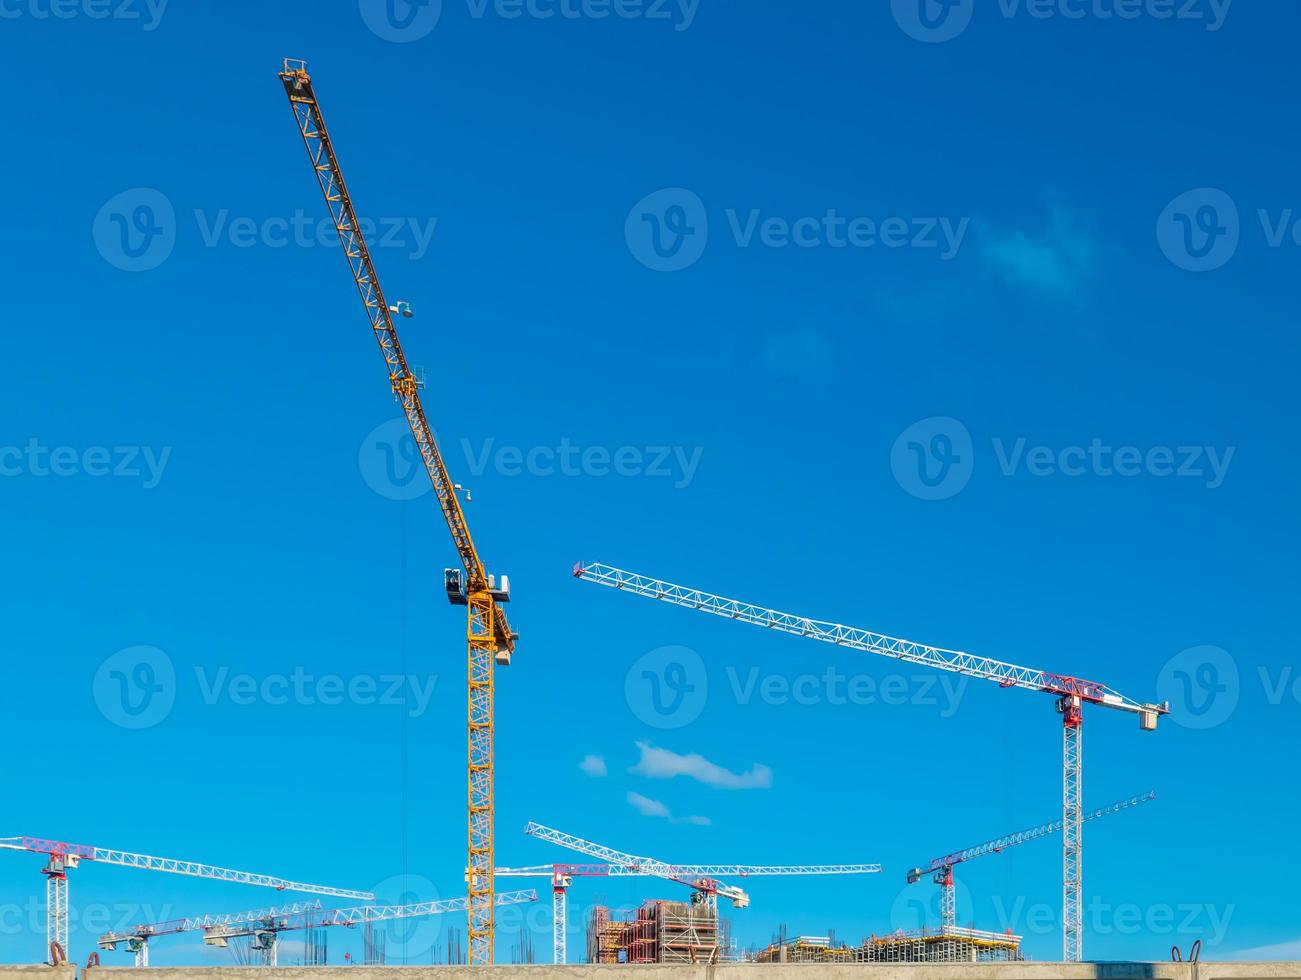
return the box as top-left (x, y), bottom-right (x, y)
top-left (573, 562), bottom-right (1169, 962)
top-left (522, 821), bottom-right (882, 965)
top-left (100, 891), bottom-right (539, 967)
top-left (279, 60), bottom-right (518, 964)
top-left (499, 858), bottom-right (881, 965)
top-left (0, 836), bottom-right (373, 963)
top-left (907, 791), bottom-right (1156, 929)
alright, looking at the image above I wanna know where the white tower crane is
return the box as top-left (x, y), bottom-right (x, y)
top-left (0, 836), bottom-right (373, 963)
top-left (520, 823), bottom-right (882, 964)
top-left (100, 891), bottom-right (537, 967)
top-left (98, 901), bottom-right (323, 967)
top-left (572, 562), bottom-right (1169, 961)
top-left (906, 791), bottom-right (1156, 928)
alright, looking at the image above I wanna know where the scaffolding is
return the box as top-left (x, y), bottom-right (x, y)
top-left (754, 926), bottom-right (1023, 964)
top-left (587, 900), bottom-right (726, 964)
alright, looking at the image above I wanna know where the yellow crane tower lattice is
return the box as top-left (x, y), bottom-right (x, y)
top-left (278, 59), bottom-right (517, 965)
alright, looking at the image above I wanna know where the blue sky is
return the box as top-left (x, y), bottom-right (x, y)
top-left (1, 0), bottom-right (1297, 966)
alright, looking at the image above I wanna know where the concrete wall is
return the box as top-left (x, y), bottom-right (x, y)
top-left (74, 963), bottom-right (1301, 980)
top-left (0, 966), bottom-right (77, 980)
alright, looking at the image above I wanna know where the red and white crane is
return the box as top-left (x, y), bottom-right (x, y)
top-left (906, 791), bottom-right (1156, 929)
top-left (520, 823), bottom-right (882, 964)
top-left (573, 562), bottom-right (1169, 962)
top-left (99, 890), bottom-right (537, 967)
top-left (0, 836), bottom-right (374, 963)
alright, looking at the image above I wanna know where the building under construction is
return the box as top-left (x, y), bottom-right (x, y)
top-left (753, 926), bottom-right (1024, 964)
top-left (587, 901), bottom-right (730, 964)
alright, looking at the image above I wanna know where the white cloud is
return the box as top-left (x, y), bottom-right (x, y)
top-left (579, 754), bottom-right (608, 777)
top-left (626, 791), bottom-right (711, 827)
top-left (982, 206), bottom-right (1094, 297)
top-left (630, 741), bottom-right (773, 790)
top-left (675, 814), bottom-right (713, 827)
top-left (627, 792), bottom-right (671, 818)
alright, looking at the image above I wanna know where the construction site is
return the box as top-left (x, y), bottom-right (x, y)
top-left (0, 50), bottom-right (1279, 978)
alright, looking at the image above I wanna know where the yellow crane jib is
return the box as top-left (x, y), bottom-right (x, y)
top-left (278, 58), bottom-right (516, 964)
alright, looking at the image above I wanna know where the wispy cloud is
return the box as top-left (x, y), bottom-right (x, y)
top-left (627, 791), bottom-right (671, 818)
top-left (982, 206), bottom-right (1094, 297)
top-left (631, 741), bottom-right (773, 790)
top-left (579, 754), bottom-right (608, 777)
top-left (1229, 938), bottom-right (1301, 960)
top-left (626, 791), bottom-right (712, 826)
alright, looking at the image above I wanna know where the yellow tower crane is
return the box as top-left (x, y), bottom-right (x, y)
top-left (278, 59), bottom-right (517, 965)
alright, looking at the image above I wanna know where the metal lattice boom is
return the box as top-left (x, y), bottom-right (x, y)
top-left (573, 563), bottom-right (1168, 962)
top-left (574, 564), bottom-right (1161, 716)
top-left (0, 839), bottom-right (374, 900)
top-left (279, 59), bottom-right (517, 964)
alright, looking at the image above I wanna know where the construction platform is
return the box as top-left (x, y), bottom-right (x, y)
top-left (754, 927), bottom-right (1023, 964)
top-left (588, 901), bottom-right (728, 964)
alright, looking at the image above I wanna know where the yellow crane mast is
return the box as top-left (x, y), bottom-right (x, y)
top-left (278, 59), bottom-right (517, 965)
